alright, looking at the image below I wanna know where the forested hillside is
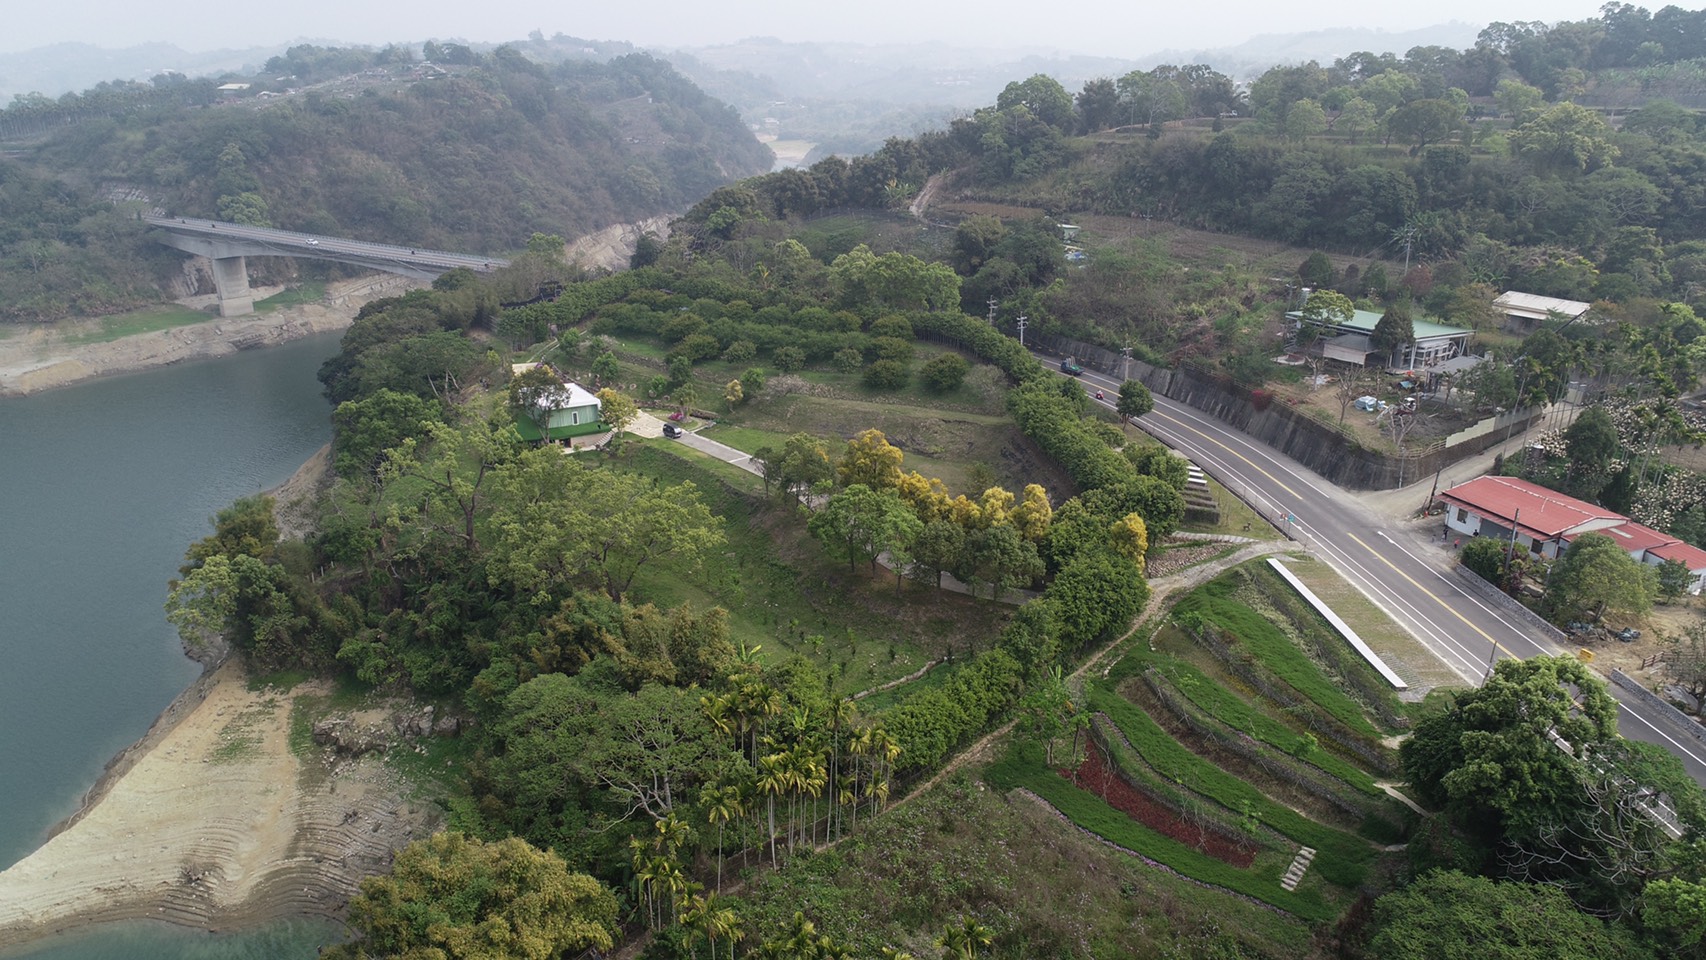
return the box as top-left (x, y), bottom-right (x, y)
top-left (0, 45), bottom-right (772, 322)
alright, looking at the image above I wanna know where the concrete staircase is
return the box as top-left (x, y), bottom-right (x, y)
top-left (1280, 846), bottom-right (1316, 891)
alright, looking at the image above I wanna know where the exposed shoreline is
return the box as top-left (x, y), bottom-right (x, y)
top-left (0, 275), bottom-right (421, 399)
top-left (0, 286), bottom-right (436, 953)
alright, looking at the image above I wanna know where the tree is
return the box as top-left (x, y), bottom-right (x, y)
top-left (1545, 532), bottom-right (1656, 623)
top-left (724, 379), bottom-right (745, 407)
top-left (863, 359), bottom-right (910, 390)
top-left (934, 915), bottom-right (994, 960)
top-left (1282, 98), bottom-right (1327, 141)
top-left (1460, 537), bottom-right (1513, 588)
top-left (959, 524), bottom-right (1044, 600)
top-left (1401, 655), bottom-right (1619, 838)
top-left (838, 429), bottom-right (905, 490)
top-left (1299, 289), bottom-right (1355, 328)
top-left (594, 388), bottom-right (637, 437)
top-left (996, 74), bottom-right (1077, 131)
top-left (326, 832), bottom-right (619, 960)
top-left (773, 346), bottom-right (806, 372)
top-left (1645, 877), bottom-right (1706, 958)
top-left (1298, 251), bottom-right (1334, 287)
top-left (1562, 406), bottom-right (1620, 500)
top-left (1385, 98), bottom-right (1464, 154)
top-left (807, 484), bottom-right (919, 575)
top-left (1366, 870), bottom-right (1653, 960)
top-left (921, 353), bottom-right (971, 392)
top-left (331, 389), bottom-right (444, 481)
top-left (591, 351), bottom-right (620, 388)
top-left (1371, 301), bottom-right (1416, 359)
top-left (1510, 102), bottom-right (1619, 173)
top-left (1662, 622), bottom-right (1706, 714)
top-left (509, 364), bottom-right (566, 437)
top-left (1658, 559), bottom-right (1694, 603)
top-left (1115, 379), bottom-right (1153, 419)
top-left (910, 520), bottom-right (967, 590)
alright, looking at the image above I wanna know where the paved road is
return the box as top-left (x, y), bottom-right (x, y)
top-left (143, 216), bottom-right (507, 275)
top-left (1045, 355), bottom-right (1706, 785)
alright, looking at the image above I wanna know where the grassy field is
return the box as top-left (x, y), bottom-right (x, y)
top-left (732, 772), bottom-right (1316, 959)
top-left (255, 281), bottom-right (328, 312)
top-left (62, 304), bottom-right (214, 344)
top-left (615, 444), bottom-right (1012, 696)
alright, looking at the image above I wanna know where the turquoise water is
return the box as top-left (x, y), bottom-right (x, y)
top-left (0, 334), bottom-right (346, 958)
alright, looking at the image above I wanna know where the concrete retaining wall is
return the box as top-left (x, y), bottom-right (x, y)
top-left (1611, 669), bottom-right (1706, 749)
top-left (1030, 332), bottom-right (1542, 491)
top-left (1449, 564), bottom-right (1569, 645)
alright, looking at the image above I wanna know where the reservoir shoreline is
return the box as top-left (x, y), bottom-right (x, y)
top-left (0, 275), bottom-right (419, 399)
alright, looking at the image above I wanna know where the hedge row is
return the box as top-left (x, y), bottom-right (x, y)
top-left (1188, 621), bottom-right (1395, 774)
top-left (1173, 576), bottom-right (1386, 738)
top-left (1135, 649), bottom-right (1384, 796)
top-left (885, 649), bottom-right (1022, 773)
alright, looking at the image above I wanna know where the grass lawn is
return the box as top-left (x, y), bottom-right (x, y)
top-left (63, 304), bottom-right (214, 344)
top-left (1278, 554), bottom-right (1468, 698)
top-left (256, 281), bottom-right (328, 312)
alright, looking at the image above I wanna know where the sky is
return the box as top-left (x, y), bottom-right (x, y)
top-left (7, 0), bottom-right (1614, 58)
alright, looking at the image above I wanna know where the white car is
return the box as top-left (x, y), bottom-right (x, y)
top-left (306, 239), bottom-right (320, 245)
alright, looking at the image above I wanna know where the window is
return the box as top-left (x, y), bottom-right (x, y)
top-left (1456, 508), bottom-right (1467, 523)
top-left (570, 411), bottom-right (580, 425)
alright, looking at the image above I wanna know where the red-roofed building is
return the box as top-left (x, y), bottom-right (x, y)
top-left (1443, 476), bottom-right (1706, 594)
top-left (1645, 539), bottom-right (1706, 595)
top-left (1439, 476), bottom-right (1625, 559)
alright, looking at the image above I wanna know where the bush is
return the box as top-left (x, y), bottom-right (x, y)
top-left (870, 336), bottom-right (914, 363)
top-left (773, 345), bottom-right (807, 371)
top-left (832, 347), bottom-right (864, 373)
top-left (673, 333), bottom-right (722, 363)
top-left (863, 359), bottom-right (910, 390)
top-left (920, 353), bottom-right (971, 392)
top-left (721, 339), bottom-right (757, 364)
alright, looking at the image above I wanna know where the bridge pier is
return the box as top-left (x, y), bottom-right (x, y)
top-left (210, 256), bottom-right (254, 317)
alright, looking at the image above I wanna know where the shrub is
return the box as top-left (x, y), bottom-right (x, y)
top-left (920, 353), bottom-right (971, 392)
top-left (833, 347), bottom-right (864, 373)
top-left (721, 339), bottom-right (757, 364)
top-left (773, 345), bottom-right (807, 371)
top-left (863, 359), bottom-right (910, 390)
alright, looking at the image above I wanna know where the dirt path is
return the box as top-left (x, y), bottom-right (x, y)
top-left (894, 540), bottom-right (1296, 807)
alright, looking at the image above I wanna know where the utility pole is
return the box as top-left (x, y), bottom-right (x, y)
top-left (987, 298), bottom-right (998, 325)
top-left (1121, 341), bottom-right (1133, 381)
top-left (1016, 314), bottom-right (1028, 347)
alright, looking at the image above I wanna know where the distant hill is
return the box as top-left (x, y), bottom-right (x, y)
top-left (0, 40), bottom-right (295, 101)
top-left (1145, 22), bottom-right (1485, 79)
top-left (0, 46), bottom-right (772, 322)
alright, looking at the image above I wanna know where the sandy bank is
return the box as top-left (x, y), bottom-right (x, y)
top-left (0, 275), bottom-right (422, 398)
top-left (0, 658), bottom-right (439, 952)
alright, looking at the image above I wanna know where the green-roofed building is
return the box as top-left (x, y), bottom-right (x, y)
top-left (1287, 304), bottom-right (1471, 371)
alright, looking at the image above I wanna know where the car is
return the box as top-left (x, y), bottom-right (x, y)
top-left (1060, 358), bottom-right (1084, 376)
top-left (661, 423), bottom-right (682, 439)
top-left (1617, 627), bottom-right (1642, 643)
top-left (306, 239), bottom-right (319, 245)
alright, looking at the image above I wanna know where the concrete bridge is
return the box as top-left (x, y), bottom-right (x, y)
top-left (144, 216), bottom-right (510, 317)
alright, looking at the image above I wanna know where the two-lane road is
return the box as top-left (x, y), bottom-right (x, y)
top-left (1051, 356), bottom-right (1706, 784)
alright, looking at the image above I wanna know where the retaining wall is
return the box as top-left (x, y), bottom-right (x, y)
top-left (1611, 669), bottom-right (1706, 750)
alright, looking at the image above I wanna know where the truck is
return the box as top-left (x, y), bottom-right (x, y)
top-left (1060, 357), bottom-right (1084, 376)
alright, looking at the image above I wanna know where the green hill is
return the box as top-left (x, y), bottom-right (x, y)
top-left (0, 46), bottom-right (772, 322)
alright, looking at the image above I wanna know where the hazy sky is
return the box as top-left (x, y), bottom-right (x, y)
top-left (11, 0), bottom-right (1611, 57)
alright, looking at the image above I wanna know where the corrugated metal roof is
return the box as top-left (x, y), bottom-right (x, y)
top-left (1439, 475), bottom-right (1623, 538)
top-left (1493, 291), bottom-right (1593, 320)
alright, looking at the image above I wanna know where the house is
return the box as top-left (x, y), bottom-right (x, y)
top-left (510, 365), bottom-right (603, 442)
top-left (1438, 475), bottom-right (1624, 559)
top-left (1441, 474), bottom-right (1706, 593)
top-left (1492, 291), bottom-right (1593, 333)
top-left (1288, 303), bottom-right (1471, 371)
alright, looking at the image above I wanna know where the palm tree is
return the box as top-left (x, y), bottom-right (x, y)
top-left (679, 892), bottom-right (711, 960)
top-left (757, 752), bottom-right (789, 867)
top-left (935, 916), bottom-right (993, 960)
top-left (706, 898), bottom-right (743, 960)
top-left (785, 912), bottom-right (820, 959)
top-left (828, 697), bottom-right (857, 838)
top-left (701, 783), bottom-right (744, 891)
top-left (880, 950), bottom-right (917, 960)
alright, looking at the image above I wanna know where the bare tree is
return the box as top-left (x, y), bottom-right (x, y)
top-left (1335, 365), bottom-right (1372, 425)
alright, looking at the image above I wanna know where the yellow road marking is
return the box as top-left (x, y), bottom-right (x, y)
top-left (1346, 532), bottom-right (1517, 659)
top-left (1151, 409), bottom-right (1303, 500)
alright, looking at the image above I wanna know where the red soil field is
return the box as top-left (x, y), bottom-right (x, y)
top-left (1062, 741), bottom-right (1256, 868)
